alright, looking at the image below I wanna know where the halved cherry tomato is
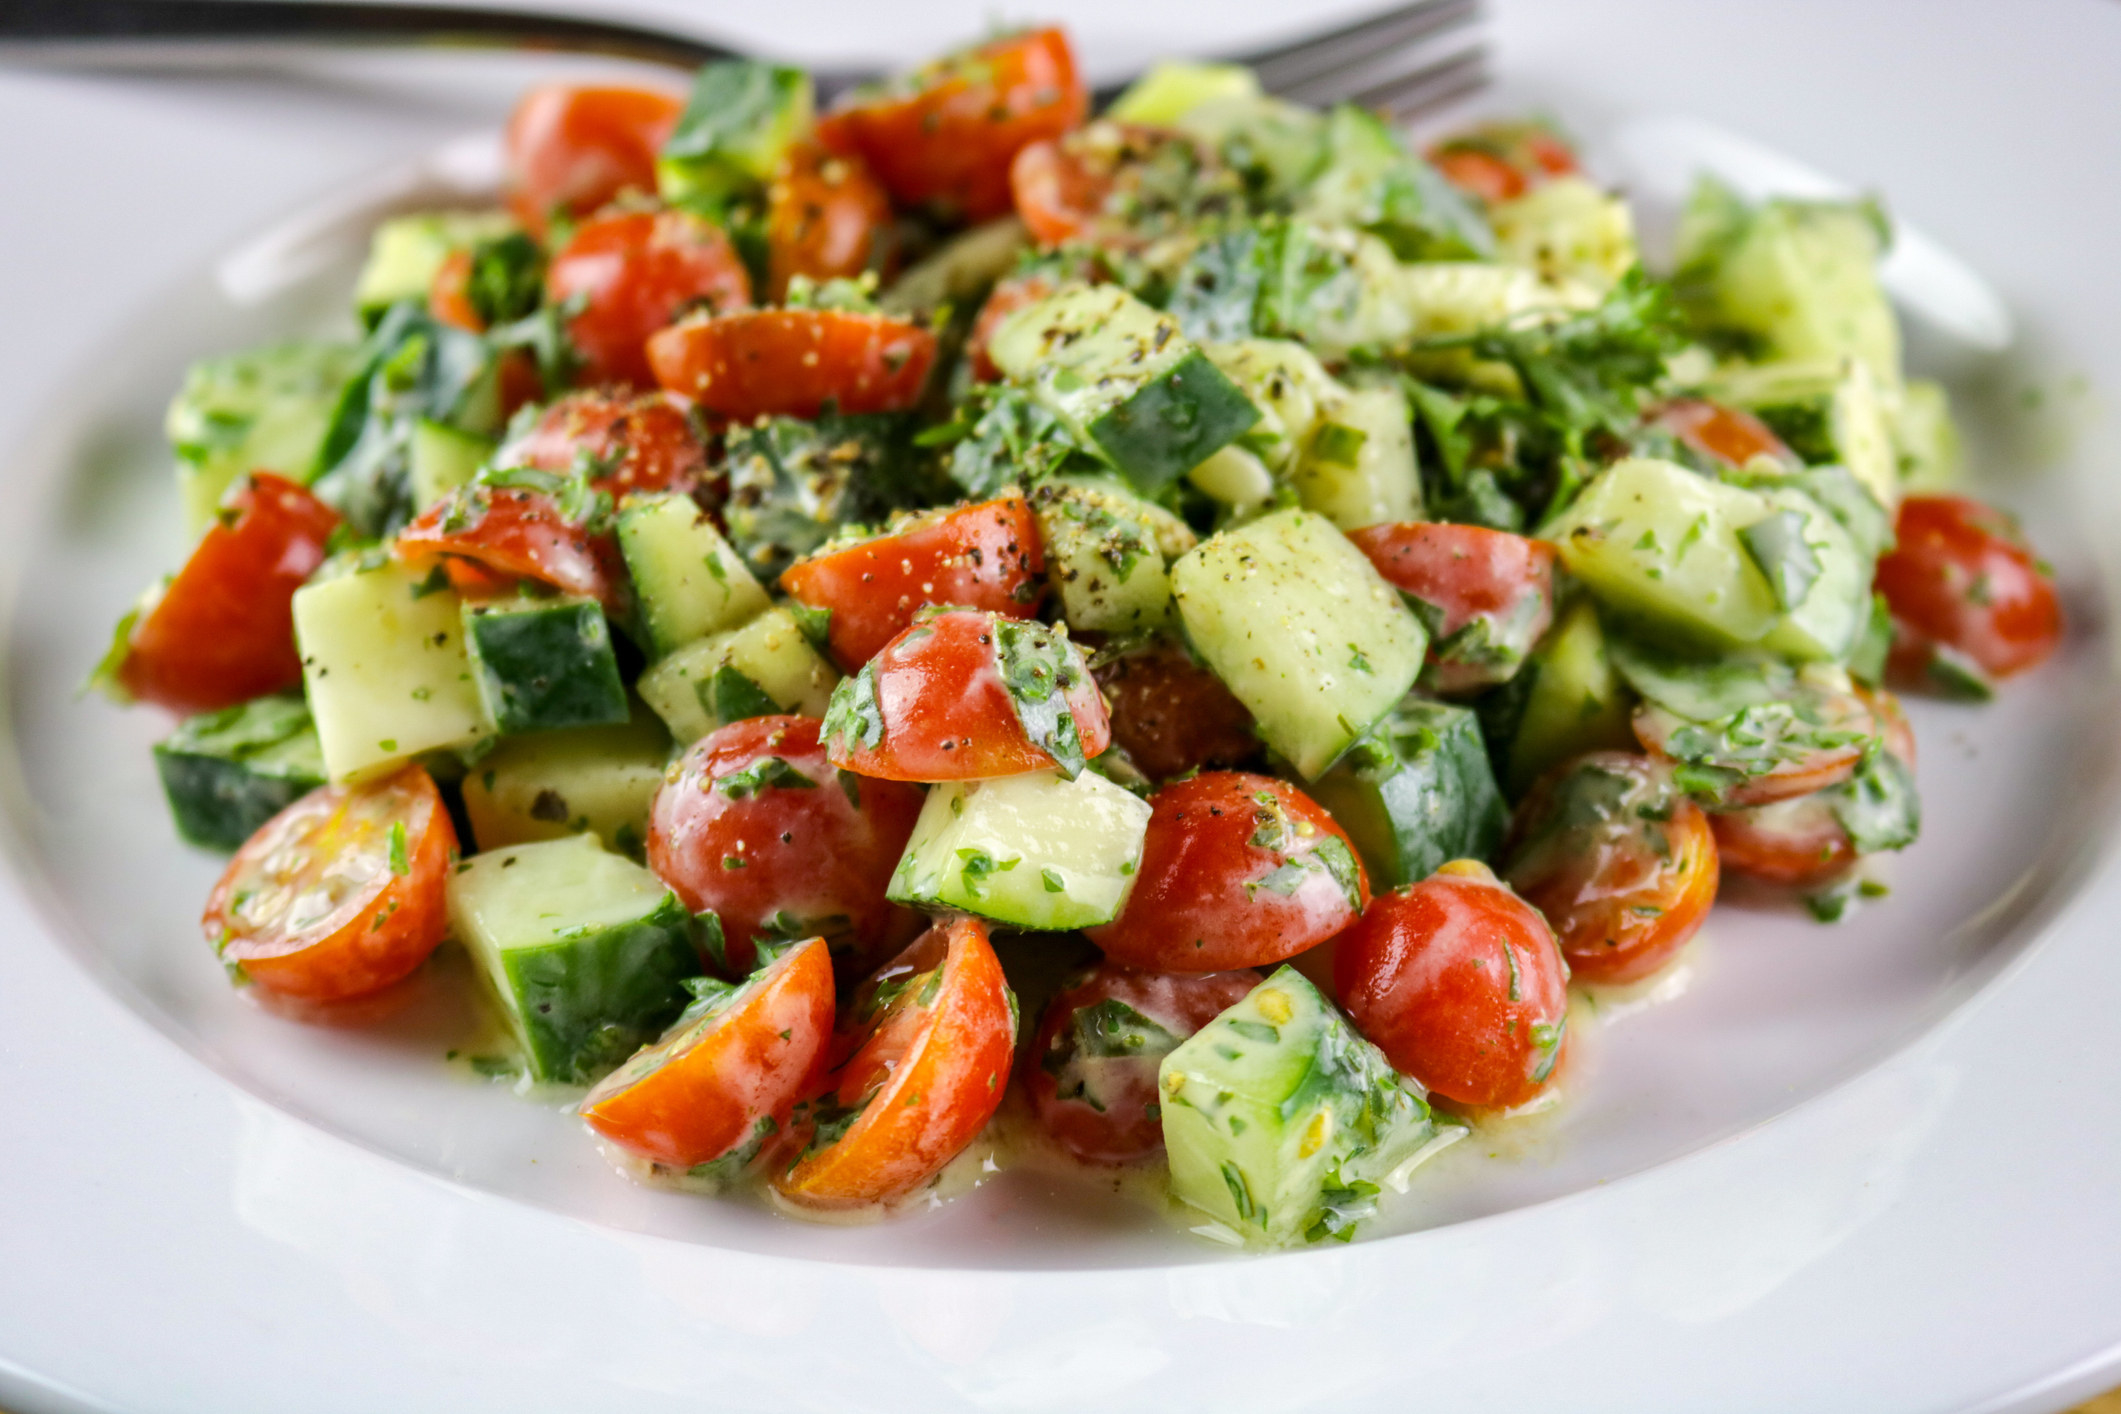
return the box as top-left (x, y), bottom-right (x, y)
top-left (1711, 687), bottom-right (1916, 888)
top-left (815, 27), bottom-right (1087, 221)
top-left (116, 473), bottom-right (339, 715)
top-left (1634, 682), bottom-right (1878, 808)
top-left (646, 308), bottom-right (936, 421)
top-left (503, 83), bottom-right (684, 235)
top-left (1091, 637), bottom-right (1257, 782)
top-left (773, 916), bottom-right (1015, 1210)
top-left (428, 248), bottom-right (484, 332)
top-left (1334, 860), bottom-right (1570, 1110)
top-left (648, 716), bottom-right (927, 977)
top-left (1426, 120), bottom-right (1579, 205)
top-left (1646, 397), bottom-right (1798, 471)
top-left (395, 484), bottom-right (624, 613)
top-left (966, 270), bottom-right (1059, 383)
top-left (1503, 751), bottom-right (1718, 985)
top-left (1009, 121), bottom-right (1230, 251)
top-left (580, 936), bottom-right (836, 1170)
top-left (494, 388), bottom-right (707, 499)
top-left (823, 610), bottom-right (1108, 782)
top-left (1875, 493), bottom-right (2062, 682)
top-left (1027, 962), bottom-right (1259, 1166)
top-left (779, 496), bottom-right (1044, 669)
top-left (1008, 135), bottom-right (1111, 248)
top-left (1087, 772), bottom-right (1368, 973)
top-left (202, 765), bottom-right (455, 1003)
top-left (766, 140), bottom-right (896, 301)
top-left (546, 208), bottom-right (752, 390)
top-left (1347, 522), bottom-right (1558, 695)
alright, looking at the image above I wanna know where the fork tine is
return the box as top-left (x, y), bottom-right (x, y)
top-left (1342, 43), bottom-right (1489, 120)
top-left (1239, 0), bottom-right (1482, 95)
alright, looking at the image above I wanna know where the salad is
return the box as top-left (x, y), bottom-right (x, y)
top-left (94, 25), bottom-right (2065, 1248)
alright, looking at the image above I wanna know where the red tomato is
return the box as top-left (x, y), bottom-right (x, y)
top-left (427, 248), bottom-right (484, 332)
top-left (647, 308), bottom-right (936, 420)
top-left (1009, 121), bottom-right (1224, 251)
top-left (1087, 772), bottom-right (1369, 973)
top-left (1646, 397), bottom-right (1797, 471)
top-left (1503, 752), bottom-right (1718, 985)
top-left (116, 473), bottom-right (339, 715)
top-left (823, 610), bottom-right (1109, 782)
top-left (966, 270), bottom-right (1058, 383)
top-left (1710, 687), bottom-right (1916, 888)
top-left (1009, 136), bottom-right (1108, 248)
top-left (579, 936), bottom-right (836, 1170)
top-left (648, 716), bottom-right (928, 977)
top-left (546, 207), bottom-right (752, 389)
top-left (1429, 148), bottom-right (1526, 204)
top-left (1091, 637), bottom-right (1258, 782)
top-left (766, 140), bottom-right (896, 301)
top-left (1347, 522), bottom-right (1558, 695)
top-left (494, 349), bottom-right (548, 425)
top-left (1875, 493), bottom-right (2062, 681)
top-left (503, 83), bottom-right (683, 235)
top-left (1426, 120), bottom-right (1579, 204)
top-left (1027, 963), bottom-right (1259, 1166)
top-left (494, 388), bottom-right (707, 498)
top-left (1334, 861), bottom-right (1570, 1110)
top-left (395, 485), bottom-right (624, 614)
top-left (772, 916), bottom-right (1015, 1210)
top-left (202, 765), bottom-right (455, 1003)
top-left (779, 496), bottom-right (1044, 669)
top-left (815, 27), bottom-right (1087, 221)
top-left (1633, 684), bottom-right (1878, 808)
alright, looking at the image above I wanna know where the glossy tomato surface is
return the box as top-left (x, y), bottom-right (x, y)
top-left (396, 484), bottom-right (624, 612)
top-left (546, 208), bottom-right (753, 389)
top-left (823, 610), bottom-right (1108, 782)
top-left (1711, 687), bottom-right (1917, 888)
top-left (1633, 684), bottom-right (1879, 808)
top-left (1335, 863), bottom-right (1570, 1110)
top-left (773, 917), bottom-right (1015, 1209)
top-left (779, 496), bottom-right (1044, 669)
top-left (116, 473), bottom-right (339, 714)
top-left (1010, 121), bottom-right (1230, 252)
top-left (766, 141), bottom-right (896, 300)
top-left (648, 716), bottom-right (927, 977)
top-left (427, 249), bottom-right (484, 332)
top-left (203, 765), bottom-right (456, 1003)
top-left (495, 388), bottom-right (707, 499)
top-left (1087, 772), bottom-right (1368, 973)
top-left (1503, 751), bottom-right (1718, 985)
top-left (1646, 397), bottom-right (1797, 471)
top-left (1091, 637), bottom-right (1258, 782)
top-left (1875, 493), bottom-right (2063, 681)
top-left (1348, 521), bottom-right (1558, 694)
top-left (1027, 963), bottom-right (1259, 1166)
top-left (503, 84), bottom-right (683, 235)
top-left (580, 936), bottom-right (836, 1170)
top-left (646, 308), bottom-right (935, 421)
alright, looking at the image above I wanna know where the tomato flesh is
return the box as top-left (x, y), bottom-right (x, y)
top-left (1347, 521), bottom-right (1558, 694)
top-left (427, 248), bottom-right (485, 332)
top-left (647, 308), bottom-right (936, 422)
top-left (766, 141), bottom-right (896, 301)
top-left (396, 484), bottom-right (624, 613)
top-left (495, 388), bottom-right (707, 499)
top-left (1009, 121), bottom-right (1228, 252)
top-left (203, 765), bottom-right (456, 1002)
top-left (1091, 637), bottom-right (1258, 782)
top-left (503, 83), bottom-right (683, 235)
top-left (1646, 397), bottom-right (1798, 471)
top-left (546, 208), bottom-right (753, 389)
top-left (1875, 493), bottom-right (2062, 681)
top-left (966, 271), bottom-right (1059, 383)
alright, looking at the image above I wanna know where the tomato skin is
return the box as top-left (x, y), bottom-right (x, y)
top-left (1347, 522), bottom-right (1558, 695)
top-left (1009, 134), bottom-right (1112, 248)
top-left (1711, 687), bottom-right (1916, 888)
top-left (1646, 397), bottom-right (1797, 471)
top-left (1009, 121), bottom-right (1221, 252)
top-left (1334, 864), bottom-right (1570, 1110)
top-left (815, 27), bottom-right (1087, 221)
top-left (203, 765), bottom-right (456, 1003)
top-left (1633, 686), bottom-right (1877, 808)
top-left (1875, 494), bottom-right (2062, 680)
top-left (1027, 963), bottom-right (1260, 1166)
top-left (395, 485), bottom-right (624, 613)
top-left (825, 610), bottom-right (1109, 782)
top-left (1426, 121), bottom-right (1580, 204)
top-left (428, 249), bottom-right (484, 332)
top-left (495, 388), bottom-right (707, 499)
top-left (766, 141), bottom-right (896, 301)
top-left (1429, 148), bottom-right (1526, 204)
top-left (503, 83), bottom-right (683, 235)
top-left (1087, 772), bottom-right (1369, 973)
top-left (966, 271), bottom-right (1058, 383)
top-left (648, 716), bottom-right (928, 977)
top-left (580, 936), bottom-right (836, 1170)
top-left (773, 916), bottom-right (1016, 1209)
top-left (1503, 751), bottom-right (1719, 985)
top-left (647, 308), bottom-right (936, 421)
top-left (1091, 637), bottom-right (1257, 782)
top-left (546, 208), bottom-right (752, 389)
top-left (780, 496), bottom-right (1044, 670)
top-left (117, 473), bottom-right (340, 715)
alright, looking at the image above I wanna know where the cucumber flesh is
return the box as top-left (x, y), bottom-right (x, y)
top-left (463, 596), bottom-right (630, 735)
top-left (153, 695), bottom-right (326, 851)
top-left (408, 418), bottom-right (492, 512)
top-left (1308, 698), bottom-right (1506, 890)
top-left (1490, 175), bottom-right (1639, 291)
top-left (656, 61), bottom-right (813, 208)
top-left (616, 491), bottom-right (771, 657)
top-left (1485, 598), bottom-right (1637, 795)
top-left (353, 210), bottom-right (515, 324)
top-left (166, 341), bottom-right (362, 534)
top-left (1290, 380), bottom-right (1422, 531)
top-left (635, 607), bottom-right (839, 746)
top-left (1029, 478), bottom-right (1184, 634)
top-left (1107, 61), bottom-right (1261, 126)
top-left (461, 703), bottom-right (672, 858)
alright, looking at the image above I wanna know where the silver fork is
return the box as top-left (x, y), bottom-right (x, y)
top-left (0, 0), bottom-right (1486, 116)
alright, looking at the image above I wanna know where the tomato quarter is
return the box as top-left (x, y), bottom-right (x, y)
top-left (1634, 681), bottom-right (1879, 808)
top-left (495, 388), bottom-right (708, 499)
top-left (1646, 397), bottom-right (1798, 471)
top-left (647, 308), bottom-right (936, 421)
top-left (396, 484), bottom-right (625, 613)
top-left (1712, 687), bottom-right (1916, 888)
top-left (766, 141), bottom-right (896, 300)
top-left (546, 207), bottom-right (753, 389)
top-left (1347, 521), bottom-right (1558, 694)
top-left (503, 83), bottom-right (683, 235)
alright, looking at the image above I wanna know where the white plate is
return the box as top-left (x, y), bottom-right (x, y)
top-left (4, 1), bottom-right (2121, 1409)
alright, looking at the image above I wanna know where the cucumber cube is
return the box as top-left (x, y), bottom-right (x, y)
top-left (1755, 486), bottom-right (1867, 663)
top-left (1290, 381), bottom-right (1422, 531)
top-left (887, 769), bottom-right (1152, 931)
top-left (153, 695), bottom-right (326, 851)
top-left (447, 834), bottom-right (702, 1085)
top-left (657, 60), bottom-right (813, 207)
top-left (1106, 60), bottom-right (1261, 126)
top-left (1481, 599), bottom-right (1637, 795)
top-left (463, 596), bottom-right (628, 735)
top-left (616, 491), bottom-right (771, 656)
top-left (1309, 699), bottom-right (1505, 890)
top-left (635, 607), bottom-right (839, 746)
top-left (461, 704), bottom-right (672, 857)
top-left (352, 210), bottom-right (516, 325)
top-left (165, 341), bottom-right (362, 534)
top-left (1029, 478), bottom-right (1187, 634)
top-left (1172, 509), bottom-right (1426, 780)
top-left (408, 417), bottom-right (492, 511)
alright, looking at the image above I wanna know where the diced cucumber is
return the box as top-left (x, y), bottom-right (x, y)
top-left (1894, 377), bottom-right (1961, 491)
top-left (1290, 381), bottom-right (1422, 531)
top-left (1108, 61), bottom-right (1261, 126)
top-left (461, 705), bottom-right (673, 858)
top-left (447, 834), bottom-right (702, 1085)
top-left (1029, 478), bottom-right (1189, 634)
top-left (165, 341), bottom-right (363, 534)
top-left (720, 412), bottom-right (928, 580)
top-left (463, 596), bottom-right (629, 735)
top-left (616, 491), bottom-right (771, 656)
top-left (988, 284), bottom-right (1261, 494)
top-left (1175, 97), bottom-right (1328, 205)
top-left (876, 217), bottom-right (1029, 319)
top-left (1172, 509), bottom-right (1427, 780)
top-left (1483, 598), bottom-right (1636, 794)
top-left (153, 695), bottom-right (326, 851)
top-left (1309, 699), bottom-right (1506, 891)
top-left (657, 61), bottom-right (813, 208)
top-left (1715, 357), bottom-right (1899, 505)
top-left (1200, 338), bottom-right (1334, 472)
top-left (1490, 175), bottom-right (1639, 291)
top-left (292, 559), bottom-right (490, 781)
top-left (1297, 103), bottom-right (1494, 261)
top-left (1186, 444), bottom-right (1276, 511)
top-left (635, 607), bottom-right (839, 746)
top-left (1255, 223), bottom-right (1418, 359)
top-left (408, 418), bottom-right (492, 511)
top-left (1398, 261), bottom-right (1597, 340)
top-left (1604, 630), bottom-right (1796, 723)
top-left (886, 769), bottom-right (1153, 931)
top-left (352, 210), bottom-right (515, 324)
top-left (1754, 486), bottom-right (1868, 662)
top-left (1160, 966), bottom-right (1438, 1246)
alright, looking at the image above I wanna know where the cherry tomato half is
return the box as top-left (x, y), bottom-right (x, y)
top-left (1645, 397), bottom-right (1798, 472)
top-left (779, 496), bottom-right (1044, 670)
top-left (1634, 682), bottom-right (1878, 808)
top-left (1009, 121), bottom-right (1230, 252)
top-left (395, 484), bottom-right (625, 613)
top-left (116, 473), bottom-right (339, 715)
top-left (815, 27), bottom-right (1087, 222)
top-left (823, 610), bottom-right (1109, 782)
top-left (1503, 751), bottom-right (1718, 985)
top-left (647, 308), bottom-right (936, 421)
top-left (1091, 637), bottom-right (1258, 782)
top-left (494, 388), bottom-right (708, 499)
top-left (1426, 120), bottom-right (1579, 204)
top-left (546, 207), bottom-right (753, 389)
top-left (203, 765), bottom-right (456, 1002)
top-left (1711, 687), bottom-right (1916, 888)
top-left (1875, 493), bottom-right (2062, 681)
top-left (580, 936), bottom-right (836, 1171)
top-left (1087, 772), bottom-right (1368, 973)
top-left (428, 248), bottom-right (485, 332)
top-left (966, 270), bottom-right (1059, 384)
top-left (503, 83), bottom-right (684, 236)
top-left (766, 141), bottom-right (896, 301)
top-left (648, 716), bottom-right (928, 977)
top-left (1027, 963), bottom-right (1260, 1166)
top-left (772, 916), bottom-right (1016, 1210)
top-left (1347, 521), bottom-right (1558, 695)
top-left (1335, 861), bottom-right (1570, 1110)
